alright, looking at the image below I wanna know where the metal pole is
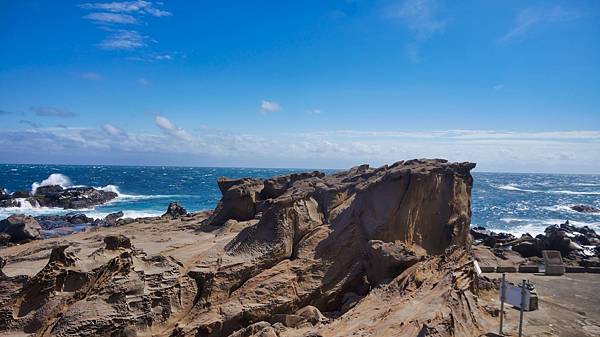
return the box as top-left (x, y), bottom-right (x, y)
top-left (518, 279), bottom-right (526, 337)
top-left (499, 273), bottom-right (506, 335)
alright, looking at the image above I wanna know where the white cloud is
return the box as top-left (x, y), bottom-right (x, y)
top-left (30, 106), bottom-right (75, 118)
top-left (80, 72), bottom-right (104, 81)
top-left (154, 115), bottom-right (193, 141)
top-left (99, 30), bottom-right (146, 50)
top-left (493, 84), bottom-right (504, 91)
top-left (3, 124), bottom-right (600, 173)
top-left (102, 123), bottom-right (127, 137)
top-left (501, 6), bottom-right (580, 43)
top-left (260, 100), bottom-right (281, 113)
top-left (387, 0), bottom-right (445, 40)
top-left (84, 12), bottom-right (138, 24)
top-left (138, 78), bottom-right (150, 86)
top-left (307, 109), bottom-right (321, 115)
top-left (79, 1), bottom-right (172, 17)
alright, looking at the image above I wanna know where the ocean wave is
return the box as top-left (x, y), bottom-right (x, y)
top-left (493, 217), bottom-right (600, 237)
top-left (31, 173), bottom-right (72, 194)
top-left (85, 210), bottom-right (163, 219)
top-left (542, 204), bottom-right (600, 214)
top-left (493, 184), bottom-right (600, 195)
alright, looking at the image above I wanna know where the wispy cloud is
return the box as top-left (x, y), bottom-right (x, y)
top-left (307, 109), bottom-right (321, 115)
top-left (80, 72), bottom-right (104, 81)
top-left (84, 12), bottom-right (138, 24)
top-left (79, 1), bottom-right (172, 17)
top-left (501, 6), bottom-right (580, 43)
top-left (138, 78), bottom-right (150, 86)
top-left (19, 120), bottom-right (42, 129)
top-left (1, 126), bottom-right (599, 173)
top-left (30, 106), bottom-right (75, 118)
top-left (493, 84), bottom-right (504, 91)
top-left (155, 115), bottom-right (193, 141)
top-left (99, 30), bottom-right (146, 50)
top-left (385, 0), bottom-right (445, 62)
top-left (102, 123), bottom-right (127, 137)
top-left (260, 100), bottom-right (281, 114)
top-left (79, 1), bottom-right (171, 52)
top-left (387, 0), bottom-right (445, 40)
top-left (0, 109), bottom-right (14, 115)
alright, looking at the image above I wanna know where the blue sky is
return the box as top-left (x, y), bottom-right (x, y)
top-left (0, 0), bottom-right (599, 173)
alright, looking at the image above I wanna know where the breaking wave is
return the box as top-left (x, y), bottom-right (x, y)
top-left (31, 173), bottom-right (72, 194)
top-left (494, 184), bottom-right (600, 195)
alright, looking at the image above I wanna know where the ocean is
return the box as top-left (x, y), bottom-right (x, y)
top-left (1, 164), bottom-right (599, 237)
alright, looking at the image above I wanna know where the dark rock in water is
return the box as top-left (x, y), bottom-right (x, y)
top-left (163, 202), bottom-right (187, 218)
top-left (11, 190), bottom-right (31, 198)
top-left (35, 213), bottom-right (94, 230)
top-left (0, 215), bottom-right (41, 242)
top-left (35, 186), bottom-right (118, 209)
top-left (104, 211), bottom-right (124, 225)
top-left (2, 186), bottom-right (118, 210)
top-left (34, 185), bottom-right (63, 195)
top-left (104, 234), bottom-right (132, 250)
top-left (570, 204), bottom-right (600, 213)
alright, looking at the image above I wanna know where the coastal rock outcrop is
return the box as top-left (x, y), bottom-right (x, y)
top-left (164, 202), bottom-right (187, 218)
top-left (570, 204), bottom-right (600, 213)
top-left (473, 220), bottom-right (600, 265)
top-left (0, 214), bottom-right (41, 243)
top-left (0, 159), bottom-right (488, 337)
top-left (0, 185), bottom-right (118, 209)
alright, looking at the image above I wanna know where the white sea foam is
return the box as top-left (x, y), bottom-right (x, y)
top-left (493, 217), bottom-right (600, 237)
top-left (494, 184), bottom-right (600, 195)
top-left (31, 173), bottom-right (72, 194)
top-left (542, 204), bottom-right (600, 214)
top-left (85, 210), bottom-right (163, 219)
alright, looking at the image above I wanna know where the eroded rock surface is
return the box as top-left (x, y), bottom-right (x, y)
top-left (0, 159), bottom-right (492, 337)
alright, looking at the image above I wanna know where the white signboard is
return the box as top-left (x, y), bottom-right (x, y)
top-left (502, 282), bottom-right (531, 309)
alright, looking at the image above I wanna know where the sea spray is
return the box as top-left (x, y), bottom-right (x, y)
top-left (31, 173), bottom-right (72, 194)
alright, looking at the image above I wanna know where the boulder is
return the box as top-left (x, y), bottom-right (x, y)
top-left (104, 234), bottom-right (132, 250)
top-left (163, 202), bottom-right (187, 218)
top-left (104, 211), bottom-right (124, 225)
top-left (0, 214), bottom-right (41, 242)
top-left (33, 184), bottom-right (63, 195)
top-left (11, 190), bottom-right (31, 198)
top-left (364, 240), bottom-right (421, 285)
top-left (294, 305), bottom-right (326, 325)
top-left (209, 178), bottom-right (264, 226)
top-left (570, 204), bottom-right (600, 213)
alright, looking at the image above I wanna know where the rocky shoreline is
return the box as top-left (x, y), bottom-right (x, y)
top-left (0, 184), bottom-right (118, 209)
top-left (0, 159), bottom-right (598, 336)
top-left (471, 220), bottom-right (600, 269)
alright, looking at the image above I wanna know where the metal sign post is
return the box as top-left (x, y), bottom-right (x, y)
top-left (518, 279), bottom-right (526, 337)
top-left (499, 273), bottom-right (506, 335)
top-left (499, 275), bottom-right (530, 336)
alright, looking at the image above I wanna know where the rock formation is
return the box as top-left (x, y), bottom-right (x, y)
top-left (0, 159), bottom-right (493, 337)
top-left (570, 204), bottom-right (600, 213)
top-left (0, 214), bottom-right (42, 243)
top-left (0, 185), bottom-right (117, 209)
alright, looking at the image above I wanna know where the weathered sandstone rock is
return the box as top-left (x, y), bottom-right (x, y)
top-left (0, 159), bottom-right (486, 337)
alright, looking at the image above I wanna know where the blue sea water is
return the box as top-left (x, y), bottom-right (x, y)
top-left (1, 164), bottom-right (599, 236)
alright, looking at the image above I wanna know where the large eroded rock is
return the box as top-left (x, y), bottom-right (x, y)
top-left (0, 159), bottom-right (483, 337)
